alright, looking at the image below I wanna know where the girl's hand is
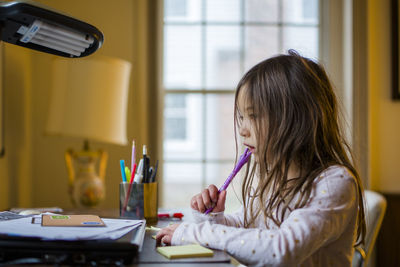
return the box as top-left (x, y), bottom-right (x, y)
top-left (156, 223), bottom-right (180, 245)
top-left (190, 184), bottom-right (227, 213)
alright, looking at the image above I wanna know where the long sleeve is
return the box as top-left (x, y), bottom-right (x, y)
top-left (191, 205), bottom-right (245, 227)
top-left (171, 166), bottom-right (358, 267)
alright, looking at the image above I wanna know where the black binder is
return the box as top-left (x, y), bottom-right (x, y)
top-left (0, 221), bottom-right (145, 265)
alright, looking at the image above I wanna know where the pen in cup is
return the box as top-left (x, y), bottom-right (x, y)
top-left (134, 159), bottom-right (144, 183)
top-left (142, 145), bottom-right (150, 183)
top-left (130, 163), bottom-right (136, 183)
top-left (125, 166), bottom-right (131, 183)
top-left (131, 140), bottom-right (136, 174)
top-left (150, 160), bottom-right (158, 182)
top-left (122, 163), bottom-right (137, 217)
top-left (120, 159), bottom-right (127, 183)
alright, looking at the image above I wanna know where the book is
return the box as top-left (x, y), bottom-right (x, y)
top-left (157, 244), bottom-right (214, 259)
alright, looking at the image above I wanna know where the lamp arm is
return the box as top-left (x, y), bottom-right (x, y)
top-left (98, 150), bottom-right (108, 182)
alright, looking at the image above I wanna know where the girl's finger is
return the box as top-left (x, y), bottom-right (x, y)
top-left (201, 189), bottom-right (212, 209)
top-left (196, 194), bottom-right (205, 213)
top-left (190, 196), bottom-right (198, 210)
top-left (215, 190), bottom-right (227, 212)
top-left (208, 184), bottom-right (219, 203)
top-left (155, 229), bottom-right (166, 244)
top-left (161, 235), bottom-right (171, 245)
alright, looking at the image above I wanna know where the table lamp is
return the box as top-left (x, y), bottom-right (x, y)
top-left (46, 55), bottom-right (131, 208)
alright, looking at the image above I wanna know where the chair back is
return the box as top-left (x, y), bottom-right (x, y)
top-left (352, 190), bottom-right (387, 267)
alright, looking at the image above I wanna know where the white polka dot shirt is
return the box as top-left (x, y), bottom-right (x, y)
top-left (171, 165), bottom-right (359, 267)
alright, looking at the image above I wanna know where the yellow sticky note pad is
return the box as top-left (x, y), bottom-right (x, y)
top-left (157, 244), bottom-right (214, 259)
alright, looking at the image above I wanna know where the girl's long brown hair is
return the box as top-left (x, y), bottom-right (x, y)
top-left (234, 50), bottom-right (366, 246)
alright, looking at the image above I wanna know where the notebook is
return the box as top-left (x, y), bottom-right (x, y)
top-left (41, 214), bottom-right (105, 227)
top-left (157, 244), bottom-right (214, 259)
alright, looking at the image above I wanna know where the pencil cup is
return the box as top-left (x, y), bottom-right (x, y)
top-left (119, 182), bottom-right (158, 223)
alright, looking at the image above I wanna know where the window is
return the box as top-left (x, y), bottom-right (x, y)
top-left (162, 0), bottom-right (320, 210)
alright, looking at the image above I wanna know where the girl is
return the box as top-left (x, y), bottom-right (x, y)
top-left (156, 50), bottom-right (366, 267)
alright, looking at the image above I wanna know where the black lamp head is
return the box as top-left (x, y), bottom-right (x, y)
top-left (0, 0), bottom-right (103, 58)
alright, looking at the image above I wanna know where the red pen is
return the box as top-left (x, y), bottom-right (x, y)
top-left (157, 212), bottom-right (184, 219)
top-left (122, 163), bottom-right (137, 217)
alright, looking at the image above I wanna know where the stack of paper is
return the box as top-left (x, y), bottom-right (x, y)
top-left (0, 215), bottom-right (144, 241)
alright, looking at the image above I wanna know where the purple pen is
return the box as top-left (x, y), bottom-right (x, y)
top-left (204, 148), bottom-right (252, 215)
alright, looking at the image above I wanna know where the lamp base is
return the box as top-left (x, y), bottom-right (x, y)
top-left (65, 147), bottom-right (108, 208)
top-left (72, 170), bottom-right (104, 207)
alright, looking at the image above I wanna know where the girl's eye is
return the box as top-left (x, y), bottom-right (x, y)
top-left (238, 115), bottom-right (244, 121)
top-left (249, 114), bottom-right (257, 119)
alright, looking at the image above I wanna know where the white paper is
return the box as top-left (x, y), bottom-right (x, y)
top-left (0, 216), bottom-right (144, 241)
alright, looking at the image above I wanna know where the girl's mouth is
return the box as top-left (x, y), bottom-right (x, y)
top-left (245, 144), bottom-right (255, 152)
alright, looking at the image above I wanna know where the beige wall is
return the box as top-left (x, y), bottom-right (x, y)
top-left (0, 0), bottom-right (154, 210)
top-left (0, 45), bottom-right (33, 210)
top-left (368, 0), bottom-right (400, 192)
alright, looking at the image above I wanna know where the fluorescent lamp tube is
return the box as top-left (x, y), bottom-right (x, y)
top-left (19, 20), bottom-right (94, 57)
top-left (29, 37), bottom-right (81, 57)
top-left (33, 34), bottom-right (86, 52)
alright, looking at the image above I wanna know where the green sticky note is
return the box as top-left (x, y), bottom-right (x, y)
top-left (51, 215), bottom-right (70, 220)
top-left (157, 244), bottom-right (214, 259)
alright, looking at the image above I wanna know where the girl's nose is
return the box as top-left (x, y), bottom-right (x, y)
top-left (239, 123), bottom-right (249, 137)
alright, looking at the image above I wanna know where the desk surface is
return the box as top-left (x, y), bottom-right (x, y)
top-left (69, 208), bottom-right (235, 266)
top-left (132, 220), bottom-right (232, 266)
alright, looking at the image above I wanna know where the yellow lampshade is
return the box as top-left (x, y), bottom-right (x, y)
top-left (46, 55), bottom-right (131, 145)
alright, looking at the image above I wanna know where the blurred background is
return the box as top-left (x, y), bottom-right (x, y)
top-left (0, 0), bottom-right (399, 265)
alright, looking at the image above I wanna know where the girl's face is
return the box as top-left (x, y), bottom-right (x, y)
top-left (237, 88), bottom-right (258, 156)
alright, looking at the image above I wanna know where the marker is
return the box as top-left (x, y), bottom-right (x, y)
top-left (131, 140), bottom-right (136, 173)
top-left (125, 166), bottom-right (131, 183)
top-left (134, 159), bottom-right (144, 183)
top-left (130, 163), bottom-right (137, 183)
top-left (150, 160), bottom-right (158, 182)
top-left (120, 160), bottom-right (127, 183)
top-left (122, 163), bottom-right (137, 217)
top-left (142, 145), bottom-right (150, 183)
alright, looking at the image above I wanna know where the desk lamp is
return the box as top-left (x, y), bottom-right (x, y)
top-left (0, 0), bottom-right (103, 157)
top-left (0, 0), bottom-right (103, 58)
top-left (46, 56), bottom-right (131, 208)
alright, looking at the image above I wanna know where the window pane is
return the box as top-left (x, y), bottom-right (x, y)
top-left (162, 162), bottom-right (202, 208)
top-left (206, 163), bottom-right (244, 212)
top-left (205, 94), bottom-right (236, 160)
top-left (283, 0), bottom-right (319, 24)
top-left (164, 94), bottom-right (203, 160)
top-left (245, 26), bottom-right (280, 71)
top-left (245, 0), bottom-right (279, 23)
top-left (206, 0), bottom-right (240, 22)
top-left (164, 0), bottom-right (202, 22)
top-left (164, 25), bottom-right (202, 89)
top-left (206, 26), bottom-right (240, 89)
top-left (161, 0), bottom-right (321, 211)
top-left (282, 26), bottom-right (319, 59)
